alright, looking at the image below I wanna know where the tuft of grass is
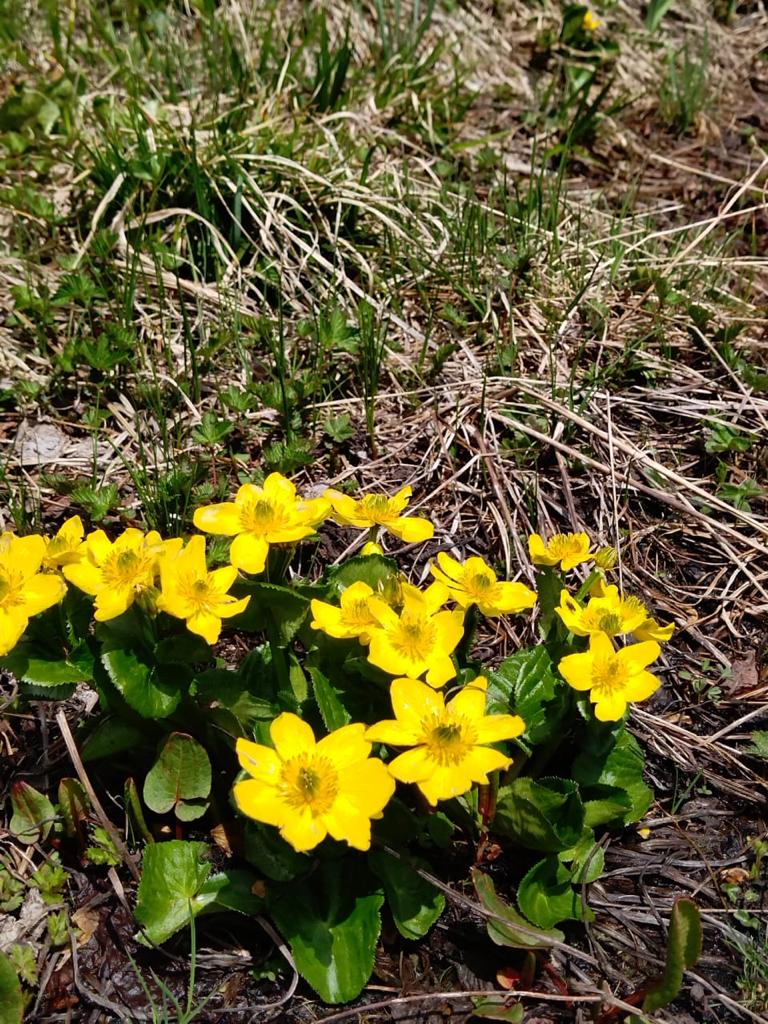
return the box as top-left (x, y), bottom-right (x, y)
top-left (658, 34), bottom-right (711, 134)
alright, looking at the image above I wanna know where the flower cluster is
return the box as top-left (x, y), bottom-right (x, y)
top-left (1, 481), bottom-right (675, 854)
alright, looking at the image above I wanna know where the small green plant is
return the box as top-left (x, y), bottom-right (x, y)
top-left (658, 36), bottom-right (711, 134)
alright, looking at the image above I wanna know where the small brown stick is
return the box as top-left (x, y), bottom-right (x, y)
top-left (55, 709), bottom-right (140, 882)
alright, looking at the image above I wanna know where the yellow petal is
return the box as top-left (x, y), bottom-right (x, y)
top-left (446, 676), bottom-right (487, 720)
top-left (391, 676), bottom-right (443, 729)
top-left (85, 530), bottom-right (112, 564)
top-left (186, 610), bottom-right (222, 645)
top-left (593, 693), bottom-right (627, 722)
top-left (310, 600), bottom-right (348, 638)
top-left (209, 565), bottom-right (238, 593)
top-left (365, 719), bottom-right (421, 746)
top-left (233, 779), bottom-right (286, 827)
top-left (390, 485), bottom-right (413, 512)
top-left (624, 670), bottom-right (659, 703)
top-left (230, 533), bottom-right (269, 574)
top-left (93, 586), bottom-right (134, 621)
top-left (6, 535), bottom-right (46, 576)
top-left (474, 714), bottom-right (526, 744)
top-left (634, 618), bottom-right (675, 643)
top-left (423, 653), bottom-right (457, 689)
top-left (215, 594), bottom-right (250, 619)
top-left (556, 591), bottom-right (586, 634)
top-left (236, 738), bottom-right (282, 782)
top-left (488, 582), bottom-right (537, 615)
top-left (335, 758), bottom-right (395, 818)
top-left (387, 746), bottom-right (434, 783)
top-left (617, 640), bottom-right (660, 673)
top-left (0, 607), bottom-right (29, 656)
top-left (424, 580), bottom-right (449, 613)
top-left (462, 746), bottom-right (511, 781)
top-left (193, 502), bottom-right (242, 535)
top-left (367, 632), bottom-right (409, 677)
top-left (280, 808), bottom-right (327, 852)
top-left (270, 713), bottom-right (315, 759)
top-left (527, 534), bottom-right (554, 565)
top-left (263, 473), bottom-right (297, 501)
top-left (315, 723), bottom-right (371, 770)
top-left (323, 800), bottom-right (374, 851)
top-left (21, 573), bottom-right (66, 616)
top-left (557, 650), bottom-right (593, 691)
top-left (386, 515), bottom-right (434, 543)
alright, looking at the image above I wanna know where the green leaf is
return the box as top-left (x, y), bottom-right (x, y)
top-left (143, 733), bottom-right (211, 821)
top-left (471, 868), bottom-right (564, 948)
top-left (0, 952), bottom-right (24, 1024)
top-left (101, 647), bottom-right (185, 719)
top-left (232, 582), bottom-right (310, 643)
top-left (270, 862), bottom-right (383, 1003)
top-left (646, 0), bottom-right (676, 32)
top-left (10, 782), bottom-right (57, 844)
top-left (155, 634), bottom-right (212, 665)
top-left (369, 851), bottom-right (444, 940)
top-left (559, 830), bottom-right (605, 884)
top-left (81, 717), bottom-right (148, 762)
top-left (308, 664), bottom-right (351, 731)
top-left (2, 648), bottom-right (91, 687)
top-left (194, 666), bottom-right (278, 732)
top-left (583, 786), bottom-right (632, 827)
top-left (202, 869), bottom-right (264, 916)
top-left (134, 841), bottom-right (216, 945)
top-left (326, 554), bottom-right (399, 594)
top-left (747, 731), bottom-right (768, 758)
top-left (57, 779), bottom-right (89, 839)
top-left (488, 646), bottom-right (566, 745)
top-left (471, 999), bottom-right (524, 1022)
top-left (494, 777), bottom-right (584, 852)
top-left (243, 823), bottom-right (308, 882)
top-left (517, 856), bottom-right (591, 929)
top-left (642, 898), bottom-right (702, 1012)
top-left (572, 725), bottom-right (652, 825)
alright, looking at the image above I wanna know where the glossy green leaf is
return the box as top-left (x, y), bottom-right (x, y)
top-left (559, 829), bottom-right (604, 884)
top-left (487, 646), bottom-right (566, 745)
top-left (9, 782), bottom-right (57, 844)
top-left (57, 779), bottom-right (89, 839)
top-left (572, 725), bottom-right (652, 825)
top-left (0, 952), bottom-right (24, 1024)
top-left (242, 823), bottom-right (308, 882)
top-left (471, 868), bottom-right (564, 948)
top-left (2, 648), bottom-right (91, 687)
top-left (81, 717), bottom-right (148, 762)
top-left (143, 733), bottom-right (211, 821)
top-left (583, 786), bottom-right (632, 827)
top-left (494, 777), bottom-right (584, 852)
top-left (642, 898), bottom-right (702, 1012)
top-left (369, 851), bottom-right (444, 940)
top-left (325, 554), bottom-right (398, 594)
top-left (232, 581), bottom-right (310, 643)
top-left (102, 647), bottom-right (184, 719)
top-left (471, 999), bottom-right (524, 1022)
top-left (308, 664), bottom-right (351, 731)
top-left (517, 856), bottom-right (591, 929)
top-left (270, 862), bottom-right (383, 1003)
top-left (134, 841), bottom-right (216, 944)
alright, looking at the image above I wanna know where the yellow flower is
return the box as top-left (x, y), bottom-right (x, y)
top-left (558, 633), bottom-right (661, 722)
top-left (366, 677), bottom-right (525, 806)
top-left (310, 581), bottom-right (379, 643)
top-left (63, 528), bottom-right (168, 621)
top-left (233, 714), bottom-right (395, 852)
top-left (587, 580), bottom-right (675, 643)
top-left (157, 535), bottom-right (249, 645)
top-left (366, 582), bottom-right (464, 688)
top-left (582, 9), bottom-right (602, 31)
top-left (193, 474), bottom-right (328, 575)
top-left (430, 552), bottom-right (537, 617)
top-left (528, 532), bottom-right (593, 572)
top-left (325, 486), bottom-right (434, 543)
top-left (557, 586), bottom-right (647, 638)
top-left (360, 540), bottom-right (384, 556)
top-left (43, 515), bottom-right (84, 570)
top-left (0, 534), bottom-right (67, 656)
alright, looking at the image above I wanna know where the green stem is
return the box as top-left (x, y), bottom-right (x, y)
top-left (575, 569), bottom-right (601, 603)
top-left (456, 604), bottom-right (479, 665)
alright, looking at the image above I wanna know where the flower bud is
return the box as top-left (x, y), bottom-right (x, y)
top-left (594, 546), bottom-right (618, 570)
top-left (361, 541), bottom-right (384, 557)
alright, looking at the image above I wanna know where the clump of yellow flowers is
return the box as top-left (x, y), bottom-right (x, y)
top-left (1, 478), bottom-right (676, 854)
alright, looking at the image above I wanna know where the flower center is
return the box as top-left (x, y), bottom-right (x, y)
top-left (343, 599), bottom-right (375, 627)
top-left (280, 753), bottom-right (339, 814)
top-left (465, 571), bottom-right (496, 600)
top-left (357, 494), bottom-right (394, 524)
top-left (423, 712), bottom-right (476, 765)
top-left (102, 549), bottom-right (151, 589)
top-left (390, 614), bottom-right (435, 664)
top-left (240, 497), bottom-right (287, 535)
top-left (177, 573), bottom-right (215, 612)
top-left (591, 655), bottom-right (629, 695)
top-left (0, 573), bottom-right (23, 609)
top-left (548, 535), bottom-right (581, 559)
top-left (597, 612), bottom-right (623, 635)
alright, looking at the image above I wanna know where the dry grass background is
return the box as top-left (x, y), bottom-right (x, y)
top-left (1, 0), bottom-right (768, 1019)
